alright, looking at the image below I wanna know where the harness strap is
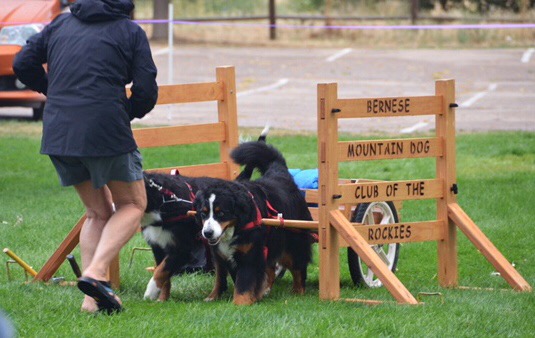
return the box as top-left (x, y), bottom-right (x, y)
top-left (171, 169), bottom-right (196, 203)
top-left (242, 193), bottom-right (263, 231)
top-left (242, 192), bottom-right (285, 262)
top-left (243, 192), bottom-right (285, 230)
top-left (164, 214), bottom-right (193, 223)
top-left (148, 175), bottom-right (196, 224)
top-left (184, 182), bottom-right (196, 202)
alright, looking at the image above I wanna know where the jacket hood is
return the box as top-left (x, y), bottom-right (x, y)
top-left (71, 0), bottom-right (133, 22)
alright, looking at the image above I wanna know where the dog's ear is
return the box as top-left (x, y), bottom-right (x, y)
top-left (235, 190), bottom-right (256, 227)
top-left (193, 190), bottom-right (204, 220)
top-left (193, 190), bottom-right (203, 208)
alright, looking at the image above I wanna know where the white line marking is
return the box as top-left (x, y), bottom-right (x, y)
top-left (460, 83), bottom-right (498, 108)
top-left (152, 48), bottom-right (170, 56)
top-left (400, 121), bottom-right (429, 134)
top-left (521, 48), bottom-right (534, 63)
top-left (237, 78), bottom-right (289, 97)
top-left (326, 48), bottom-right (352, 62)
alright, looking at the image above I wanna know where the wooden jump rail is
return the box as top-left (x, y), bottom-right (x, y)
top-left (33, 66), bottom-right (240, 288)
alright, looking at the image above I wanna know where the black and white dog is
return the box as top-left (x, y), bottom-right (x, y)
top-left (194, 139), bottom-right (313, 305)
top-left (141, 171), bottom-right (218, 301)
top-left (140, 129), bottom-right (270, 302)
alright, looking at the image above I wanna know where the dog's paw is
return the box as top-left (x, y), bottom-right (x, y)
top-left (263, 287), bottom-right (271, 297)
top-left (204, 296), bottom-right (216, 302)
top-left (143, 277), bottom-right (161, 301)
top-left (233, 293), bottom-right (256, 306)
top-left (291, 286), bottom-right (306, 295)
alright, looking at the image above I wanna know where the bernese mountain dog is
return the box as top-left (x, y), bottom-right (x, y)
top-left (141, 171), bottom-right (218, 301)
top-left (194, 140), bottom-right (313, 305)
top-left (140, 129), bottom-right (270, 302)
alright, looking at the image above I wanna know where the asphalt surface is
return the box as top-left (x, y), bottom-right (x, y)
top-left (2, 46), bottom-right (534, 134)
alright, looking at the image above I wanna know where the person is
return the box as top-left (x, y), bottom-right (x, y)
top-left (0, 310), bottom-right (15, 338)
top-left (13, 0), bottom-right (158, 314)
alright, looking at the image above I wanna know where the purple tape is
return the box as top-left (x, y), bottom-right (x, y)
top-left (2, 20), bottom-right (533, 31)
top-left (133, 20), bottom-right (535, 31)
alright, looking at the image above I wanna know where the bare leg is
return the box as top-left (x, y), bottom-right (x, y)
top-left (76, 179), bottom-right (146, 311)
top-left (75, 181), bottom-right (113, 312)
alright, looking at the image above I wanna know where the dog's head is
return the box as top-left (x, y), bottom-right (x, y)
top-left (194, 182), bottom-right (256, 245)
top-left (142, 172), bottom-right (195, 227)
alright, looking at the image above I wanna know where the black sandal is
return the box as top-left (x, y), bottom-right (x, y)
top-left (77, 276), bottom-right (123, 314)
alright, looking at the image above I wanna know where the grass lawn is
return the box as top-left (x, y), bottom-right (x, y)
top-left (0, 121), bottom-right (534, 337)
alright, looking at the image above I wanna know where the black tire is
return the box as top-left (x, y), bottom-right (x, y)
top-left (32, 103), bottom-right (44, 121)
top-left (347, 201), bottom-right (400, 288)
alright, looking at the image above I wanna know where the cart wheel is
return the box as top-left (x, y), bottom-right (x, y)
top-left (347, 201), bottom-right (400, 288)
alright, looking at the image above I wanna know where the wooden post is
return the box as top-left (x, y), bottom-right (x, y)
top-left (268, 0), bottom-right (276, 40)
top-left (435, 79), bottom-right (458, 288)
top-left (410, 0), bottom-right (420, 24)
top-left (325, 0), bottom-right (333, 27)
top-left (216, 66), bottom-right (240, 180)
top-left (109, 256), bottom-right (120, 289)
top-left (317, 83), bottom-right (340, 300)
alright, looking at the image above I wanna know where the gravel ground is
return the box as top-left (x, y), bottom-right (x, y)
top-left (2, 46), bottom-right (533, 134)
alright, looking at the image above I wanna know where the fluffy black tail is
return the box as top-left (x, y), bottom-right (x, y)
top-left (231, 142), bottom-right (288, 180)
top-left (235, 126), bottom-right (272, 181)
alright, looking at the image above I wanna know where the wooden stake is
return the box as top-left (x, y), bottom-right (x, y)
top-left (448, 203), bottom-right (532, 292)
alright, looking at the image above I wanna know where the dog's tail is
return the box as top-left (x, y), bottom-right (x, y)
top-left (235, 126), bottom-right (271, 181)
top-left (257, 125), bottom-right (270, 143)
top-left (231, 138), bottom-right (288, 179)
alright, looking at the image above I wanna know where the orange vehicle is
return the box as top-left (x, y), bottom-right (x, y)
top-left (0, 0), bottom-right (72, 120)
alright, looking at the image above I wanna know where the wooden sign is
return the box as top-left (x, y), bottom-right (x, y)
top-left (353, 220), bottom-right (444, 245)
top-left (339, 137), bottom-right (443, 161)
top-left (338, 179), bottom-right (443, 204)
top-left (336, 95), bottom-right (442, 118)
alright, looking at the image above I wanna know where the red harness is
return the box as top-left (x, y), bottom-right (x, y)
top-left (242, 192), bottom-right (282, 230)
top-left (242, 192), bottom-right (284, 260)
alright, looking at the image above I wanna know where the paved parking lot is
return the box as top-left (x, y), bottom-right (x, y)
top-left (2, 46), bottom-right (534, 134)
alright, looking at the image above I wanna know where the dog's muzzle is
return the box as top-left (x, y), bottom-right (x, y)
top-left (202, 220), bottom-right (236, 246)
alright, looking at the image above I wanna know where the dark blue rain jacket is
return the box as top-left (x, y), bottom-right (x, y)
top-left (13, 0), bottom-right (158, 156)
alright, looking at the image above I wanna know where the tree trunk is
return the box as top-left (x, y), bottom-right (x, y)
top-left (153, 0), bottom-right (169, 41)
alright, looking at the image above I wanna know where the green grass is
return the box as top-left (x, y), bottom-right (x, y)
top-left (1, 122), bottom-right (534, 337)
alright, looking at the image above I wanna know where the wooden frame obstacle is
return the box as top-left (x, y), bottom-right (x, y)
top-left (33, 66), bottom-right (240, 288)
top-left (314, 79), bottom-right (532, 303)
top-left (265, 79), bottom-right (532, 304)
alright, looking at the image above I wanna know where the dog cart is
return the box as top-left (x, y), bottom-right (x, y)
top-left (287, 169), bottom-right (401, 289)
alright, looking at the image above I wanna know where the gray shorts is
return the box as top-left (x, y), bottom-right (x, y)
top-left (49, 150), bottom-right (143, 189)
